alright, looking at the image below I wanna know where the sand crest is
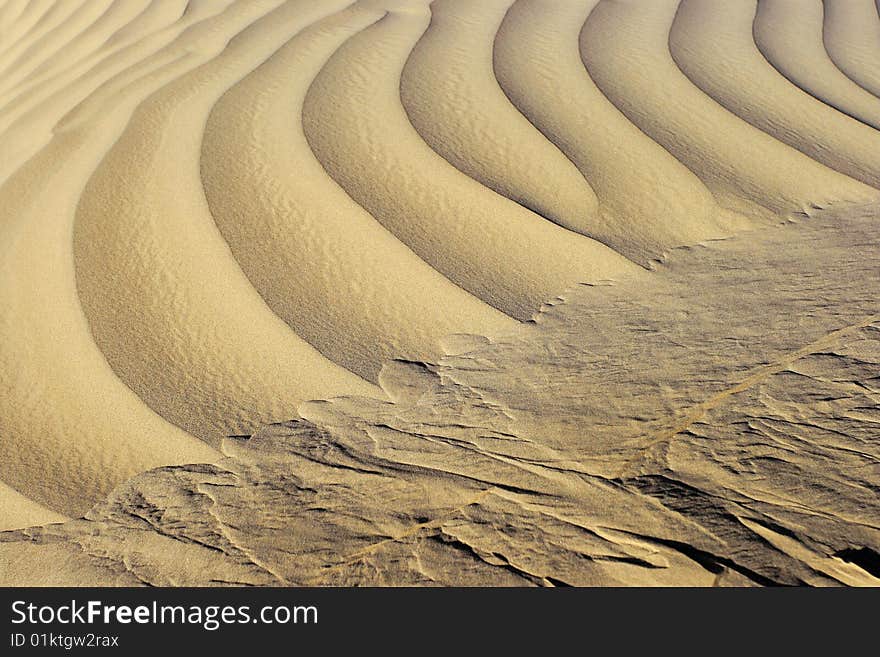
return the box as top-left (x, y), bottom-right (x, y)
top-left (0, 0), bottom-right (878, 583)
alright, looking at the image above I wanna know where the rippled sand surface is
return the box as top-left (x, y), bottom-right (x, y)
top-left (1, 0), bottom-right (878, 585)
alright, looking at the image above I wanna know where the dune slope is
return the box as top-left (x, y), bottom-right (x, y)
top-left (0, 0), bottom-right (878, 562)
top-left (400, 0), bottom-right (600, 236)
top-left (303, 3), bottom-right (637, 321)
top-left (202, 5), bottom-right (514, 383)
top-left (823, 0), bottom-right (880, 100)
top-left (74, 0), bottom-right (379, 443)
top-left (669, 0), bottom-right (880, 191)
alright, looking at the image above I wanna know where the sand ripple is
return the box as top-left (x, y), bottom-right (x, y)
top-left (1, 0), bottom-right (878, 527)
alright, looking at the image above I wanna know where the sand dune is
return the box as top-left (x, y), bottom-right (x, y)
top-left (202, 5), bottom-right (514, 383)
top-left (823, 0), bottom-right (880, 100)
top-left (4, 204), bottom-right (878, 586)
top-left (495, 0), bottom-right (743, 263)
top-left (585, 0), bottom-right (877, 215)
top-left (74, 0), bottom-right (379, 443)
top-left (0, 0), bottom-right (878, 584)
top-left (400, 0), bottom-right (600, 236)
top-left (303, 3), bottom-right (637, 321)
top-left (670, 0), bottom-right (880, 192)
top-left (753, 0), bottom-right (880, 132)
top-left (0, 2), bottom-right (287, 517)
top-left (0, 101), bottom-right (222, 517)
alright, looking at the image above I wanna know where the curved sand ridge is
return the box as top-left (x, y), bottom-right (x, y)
top-left (753, 0), bottom-right (880, 132)
top-left (303, 2), bottom-right (637, 321)
top-left (0, 0), bottom-right (236, 181)
top-left (201, 4), bottom-right (514, 383)
top-left (0, 1), bottom-right (152, 105)
top-left (823, 0), bottom-right (880, 100)
top-left (74, 0), bottom-right (379, 444)
top-left (0, 1), bottom-right (112, 95)
top-left (669, 0), bottom-right (880, 191)
top-left (0, 1), bottom-right (267, 519)
top-left (399, 0), bottom-right (601, 236)
top-left (0, 2), bottom-right (85, 83)
top-left (1, 0), bottom-right (879, 529)
top-left (583, 0), bottom-right (877, 215)
top-left (495, 0), bottom-right (740, 263)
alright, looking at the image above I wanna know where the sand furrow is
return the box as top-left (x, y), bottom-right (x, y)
top-left (0, 0), bottom-right (54, 62)
top-left (303, 2), bottom-right (638, 321)
top-left (0, 0), bottom-right (29, 32)
top-left (494, 0), bottom-right (743, 264)
top-left (0, 0), bottom-right (84, 85)
top-left (668, 0), bottom-right (880, 191)
top-left (74, 0), bottom-right (380, 445)
top-left (823, 0), bottom-right (880, 100)
top-left (0, 0), bottom-right (236, 183)
top-left (582, 0), bottom-right (877, 213)
top-left (0, 3), bottom-right (304, 518)
top-left (202, 5), bottom-right (514, 383)
top-left (753, 0), bottom-right (880, 132)
top-left (400, 0), bottom-right (600, 237)
top-left (0, 0), bottom-right (151, 106)
top-left (0, 0), bottom-right (112, 96)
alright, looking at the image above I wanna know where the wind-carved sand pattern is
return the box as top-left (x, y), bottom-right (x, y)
top-left (0, 0), bottom-right (878, 585)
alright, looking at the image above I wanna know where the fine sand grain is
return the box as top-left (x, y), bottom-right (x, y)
top-left (401, 0), bottom-right (601, 237)
top-left (0, 1), bottom-right (877, 587)
top-left (753, 0), bottom-right (880, 132)
top-left (669, 0), bottom-right (880, 191)
top-left (202, 4), bottom-right (514, 383)
top-left (823, 0), bottom-right (880, 100)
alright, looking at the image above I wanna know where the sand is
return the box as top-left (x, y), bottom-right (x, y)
top-left (670, 0), bottom-right (880, 191)
top-left (823, 0), bottom-right (880, 100)
top-left (302, 2), bottom-right (637, 320)
top-left (0, 481), bottom-right (66, 532)
top-left (400, 0), bottom-right (601, 237)
top-left (586, 0), bottom-right (877, 213)
top-left (201, 4), bottom-right (514, 383)
top-left (0, 0), bottom-right (878, 586)
top-left (73, 0), bottom-right (380, 445)
top-left (753, 0), bottom-right (880, 132)
top-left (3, 204), bottom-right (878, 586)
top-left (495, 0), bottom-right (740, 262)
